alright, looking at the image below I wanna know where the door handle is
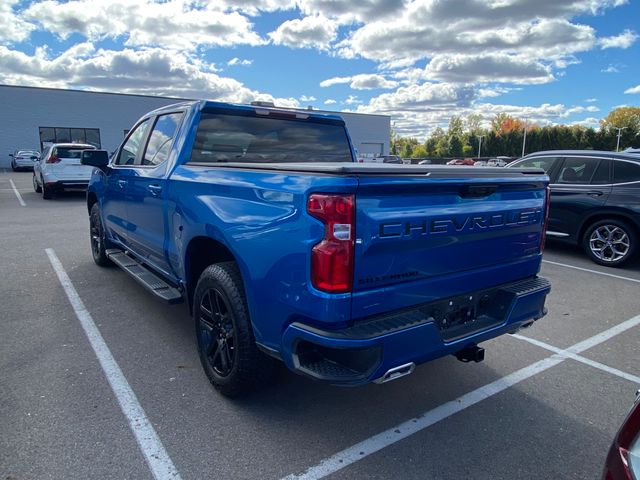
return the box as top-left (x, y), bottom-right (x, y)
top-left (147, 184), bottom-right (162, 196)
top-left (587, 191), bottom-right (603, 197)
top-left (117, 179), bottom-right (127, 188)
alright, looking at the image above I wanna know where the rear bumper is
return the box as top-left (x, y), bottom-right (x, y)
top-left (280, 276), bottom-right (550, 385)
top-left (44, 180), bottom-right (90, 191)
top-left (14, 161), bottom-right (35, 169)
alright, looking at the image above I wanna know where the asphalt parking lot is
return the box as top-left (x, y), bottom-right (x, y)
top-left (2, 169), bottom-right (639, 480)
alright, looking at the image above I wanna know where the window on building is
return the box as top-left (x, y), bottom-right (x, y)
top-left (39, 126), bottom-right (101, 150)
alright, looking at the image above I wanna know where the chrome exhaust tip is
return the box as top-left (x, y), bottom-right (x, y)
top-left (374, 362), bottom-right (415, 384)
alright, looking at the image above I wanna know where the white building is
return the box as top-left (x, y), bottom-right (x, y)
top-left (0, 85), bottom-right (390, 168)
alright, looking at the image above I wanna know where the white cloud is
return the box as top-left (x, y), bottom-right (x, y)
top-left (23, 0), bottom-right (265, 50)
top-left (298, 0), bottom-right (405, 23)
top-left (338, 1), bottom-right (601, 65)
top-left (324, 99), bottom-right (337, 105)
top-left (424, 54), bottom-right (554, 84)
top-left (228, 57), bottom-right (253, 66)
top-left (268, 15), bottom-right (337, 49)
top-left (599, 29), bottom-right (638, 49)
top-left (220, 0), bottom-right (295, 15)
top-left (0, 0), bottom-right (36, 43)
top-left (344, 95), bottom-right (362, 105)
top-left (602, 65), bottom-right (620, 73)
top-left (585, 98), bottom-right (598, 102)
top-left (299, 95), bottom-right (317, 101)
top-left (319, 76), bottom-right (351, 87)
top-left (625, 85), bottom-right (640, 94)
top-left (350, 74), bottom-right (398, 90)
top-left (350, 79), bottom-right (605, 139)
top-left (477, 87), bottom-right (514, 98)
top-left (358, 83), bottom-right (476, 114)
top-left (0, 44), bottom-right (298, 107)
top-left (569, 117), bottom-right (600, 128)
top-left (320, 74), bottom-right (397, 89)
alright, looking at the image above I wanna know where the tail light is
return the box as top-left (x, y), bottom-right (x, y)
top-left (540, 186), bottom-right (550, 253)
top-left (307, 193), bottom-right (355, 293)
top-left (47, 155), bottom-right (61, 164)
top-left (603, 396), bottom-right (640, 480)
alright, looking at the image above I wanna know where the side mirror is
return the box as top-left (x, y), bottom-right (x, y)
top-left (9, 153), bottom-right (13, 158)
top-left (81, 150), bottom-right (109, 168)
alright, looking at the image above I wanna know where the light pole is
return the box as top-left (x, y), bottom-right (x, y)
top-left (614, 126), bottom-right (626, 152)
top-left (477, 135), bottom-right (484, 159)
top-left (521, 120), bottom-right (528, 157)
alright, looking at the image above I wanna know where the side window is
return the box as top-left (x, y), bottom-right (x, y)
top-left (590, 159), bottom-right (611, 185)
top-left (116, 119), bottom-right (150, 166)
top-left (613, 161), bottom-right (640, 184)
top-left (557, 157), bottom-right (598, 184)
top-left (514, 157), bottom-right (558, 172)
top-left (142, 113), bottom-right (184, 166)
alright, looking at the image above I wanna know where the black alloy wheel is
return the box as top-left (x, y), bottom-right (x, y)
top-left (198, 288), bottom-right (237, 378)
top-left (89, 203), bottom-right (112, 266)
top-left (194, 262), bottom-right (276, 397)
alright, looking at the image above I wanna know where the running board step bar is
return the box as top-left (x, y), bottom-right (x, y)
top-left (106, 249), bottom-right (183, 304)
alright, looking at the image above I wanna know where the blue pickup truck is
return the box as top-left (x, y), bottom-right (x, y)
top-left (82, 100), bottom-right (551, 397)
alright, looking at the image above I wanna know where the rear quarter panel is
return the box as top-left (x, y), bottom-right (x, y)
top-left (167, 165), bottom-right (358, 351)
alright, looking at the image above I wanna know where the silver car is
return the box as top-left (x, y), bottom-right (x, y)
top-left (10, 150), bottom-right (40, 171)
top-left (33, 143), bottom-right (96, 199)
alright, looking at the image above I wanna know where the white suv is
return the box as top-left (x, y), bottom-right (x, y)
top-left (33, 143), bottom-right (97, 199)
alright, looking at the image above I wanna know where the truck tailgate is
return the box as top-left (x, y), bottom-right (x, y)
top-left (352, 169), bottom-right (548, 318)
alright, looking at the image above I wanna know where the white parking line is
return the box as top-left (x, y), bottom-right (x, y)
top-left (46, 249), bottom-right (182, 480)
top-left (512, 334), bottom-right (640, 385)
top-left (283, 314), bottom-right (640, 480)
top-left (542, 259), bottom-right (640, 284)
top-left (9, 179), bottom-right (26, 206)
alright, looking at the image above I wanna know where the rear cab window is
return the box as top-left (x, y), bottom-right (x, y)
top-left (189, 112), bottom-right (353, 164)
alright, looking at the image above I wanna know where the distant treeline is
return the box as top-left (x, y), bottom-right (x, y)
top-left (392, 107), bottom-right (640, 158)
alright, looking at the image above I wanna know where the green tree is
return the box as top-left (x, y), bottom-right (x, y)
top-left (448, 135), bottom-right (463, 157)
top-left (491, 113), bottom-right (512, 134)
top-left (465, 113), bottom-right (484, 136)
top-left (412, 145), bottom-right (427, 158)
top-left (600, 107), bottom-right (640, 150)
top-left (447, 116), bottom-right (465, 138)
top-left (425, 137), bottom-right (438, 156)
top-left (427, 127), bottom-right (448, 157)
top-left (600, 107), bottom-right (640, 133)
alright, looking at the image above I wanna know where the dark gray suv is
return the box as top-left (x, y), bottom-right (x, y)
top-left (509, 150), bottom-right (640, 267)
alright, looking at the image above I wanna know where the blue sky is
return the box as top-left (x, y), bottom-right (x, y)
top-left (1, 0), bottom-right (638, 139)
